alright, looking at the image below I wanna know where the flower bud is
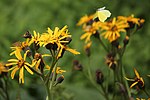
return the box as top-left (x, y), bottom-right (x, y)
top-left (54, 75), bottom-right (64, 86)
top-left (45, 43), bottom-right (58, 51)
top-left (96, 69), bottom-right (104, 84)
top-left (23, 46), bottom-right (32, 57)
top-left (123, 36), bottom-right (129, 46)
top-left (73, 60), bottom-right (83, 71)
top-left (23, 31), bottom-right (32, 39)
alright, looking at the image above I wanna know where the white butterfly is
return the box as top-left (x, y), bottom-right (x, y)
top-left (94, 7), bottom-right (111, 22)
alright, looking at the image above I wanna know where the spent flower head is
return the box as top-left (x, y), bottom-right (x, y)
top-left (125, 68), bottom-right (144, 89)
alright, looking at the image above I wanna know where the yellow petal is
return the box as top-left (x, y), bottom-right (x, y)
top-left (134, 68), bottom-right (140, 78)
top-left (11, 67), bottom-right (19, 79)
top-left (8, 59), bottom-right (18, 62)
top-left (25, 62), bottom-right (33, 67)
top-left (19, 67), bottom-right (24, 84)
top-left (24, 65), bottom-right (33, 75)
top-left (130, 81), bottom-right (138, 88)
top-left (124, 77), bottom-right (135, 81)
top-left (5, 62), bottom-right (17, 66)
top-left (15, 49), bottom-right (22, 60)
top-left (35, 59), bottom-right (41, 70)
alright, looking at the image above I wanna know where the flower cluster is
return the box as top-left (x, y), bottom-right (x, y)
top-left (78, 14), bottom-right (145, 45)
top-left (5, 25), bottom-right (80, 84)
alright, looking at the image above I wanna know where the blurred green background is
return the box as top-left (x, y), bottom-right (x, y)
top-left (0, 0), bottom-right (150, 100)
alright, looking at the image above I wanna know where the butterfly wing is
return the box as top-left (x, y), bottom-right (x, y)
top-left (97, 10), bottom-right (111, 22)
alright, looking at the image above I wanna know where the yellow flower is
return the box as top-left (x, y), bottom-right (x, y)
top-left (118, 15), bottom-right (142, 26)
top-left (10, 39), bottom-right (33, 56)
top-left (80, 22), bottom-right (101, 43)
top-left (45, 65), bottom-right (66, 74)
top-left (0, 62), bottom-right (8, 74)
top-left (39, 25), bottom-right (80, 58)
top-left (77, 14), bottom-right (94, 26)
top-left (100, 17), bottom-right (129, 42)
top-left (125, 68), bottom-right (144, 89)
top-left (5, 50), bottom-right (34, 84)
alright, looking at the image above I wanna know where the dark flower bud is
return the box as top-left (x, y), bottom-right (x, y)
top-left (45, 43), bottom-right (58, 51)
top-left (34, 42), bottom-right (40, 50)
top-left (111, 40), bottom-right (119, 48)
top-left (54, 75), bottom-right (64, 86)
top-left (73, 60), bottom-right (82, 71)
top-left (23, 46), bottom-right (32, 57)
top-left (96, 69), bottom-right (104, 84)
top-left (23, 31), bottom-right (32, 39)
top-left (123, 36), bottom-right (129, 46)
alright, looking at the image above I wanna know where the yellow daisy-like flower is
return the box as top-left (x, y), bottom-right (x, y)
top-left (100, 17), bottom-right (129, 42)
top-left (125, 68), bottom-right (144, 89)
top-left (39, 25), bottom-right (80, 58)
top-left (5, 50), bottom-right (34, 84)
top-left (0, 62), bottom-right (8, 74)
top-left (45, 65), bottom-right (66, 74)
top-left (10, 38), bottom-right (33, 56)
top-left (77, 14), bottom-right (94, 26)
top-left (118, 15), bottom-right (141, 26)
top-left (80, 22), bottom-right (101, 43)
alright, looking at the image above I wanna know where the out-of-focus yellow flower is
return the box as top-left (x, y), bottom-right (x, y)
top-left (125, 68), bottom-right (144, 89)
top-left (6, 50), bottom-right (34, 84)
top-left (118, 15), bottom-right (143, 26)
top-left (45, 65), bottom-right (66, 74)
top-left (77, 14), bottom-right (94, 26)
top-left (80, 22), bottom-right (101, 43)
top-left (0, 62), bottom-right (8, 74)
top-left (100, 17), bottom-right (129, 42)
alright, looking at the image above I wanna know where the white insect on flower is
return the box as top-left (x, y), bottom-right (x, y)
top-left (94, 7), bottom-right (111, 22)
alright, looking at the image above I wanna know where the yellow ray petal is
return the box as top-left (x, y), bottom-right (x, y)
top-left (15, 49), bottom-right (22, 60)
top-left (11, 67), bottom-right (19, 79)
top-left (134, 68), bottom-right (140, 78)
top-left (124, 77), bottom-right (135, 81)
top-left (5, 62), bottom-right (17, 66)
top-left (19, 67), bottom-right (24, 83)
top-left (8, 59), bottom-right (18, 62)
top-left (24, 65), bottom-right (33, 75)
top-left (130, 81), bottom-right (138, 88)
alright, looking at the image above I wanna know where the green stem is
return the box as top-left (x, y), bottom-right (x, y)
top-left (86, 57), bottom-right (109, 100)
top-left (99, 37), bottom-right (109, 53)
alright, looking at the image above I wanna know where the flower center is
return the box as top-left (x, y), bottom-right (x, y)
top-left (111, 25), bottom-right (118, 31)
top-left (18, 59), bottom-right (25, 68)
